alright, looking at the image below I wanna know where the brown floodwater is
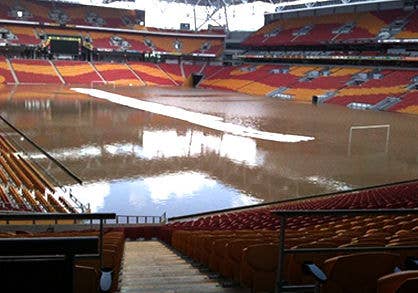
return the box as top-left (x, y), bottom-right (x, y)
top-left (0, 85), bottom-right (417, 217)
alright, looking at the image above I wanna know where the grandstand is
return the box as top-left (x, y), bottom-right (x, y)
top-left (243, 8), bottom-right (417, 46)
top-left (0, 0), bottom-right (417, 292)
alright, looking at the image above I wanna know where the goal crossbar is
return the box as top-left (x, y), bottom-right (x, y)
top-left (90, 80), bottom-right (116, 88)
top-left (348, 124), bottom-right (390, 156)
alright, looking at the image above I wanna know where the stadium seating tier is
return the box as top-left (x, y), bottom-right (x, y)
top-left (243, 9), bottom-right (418, 47)
top-left (54, 60), bottom-right (102, 84)
top-left (165, 179), bottom-right (418, 292)
top-left (11, 59), bottom-right (61, 84)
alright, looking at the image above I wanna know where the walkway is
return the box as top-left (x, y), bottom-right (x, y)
top-left (120, 240), bottom-right (248, 293)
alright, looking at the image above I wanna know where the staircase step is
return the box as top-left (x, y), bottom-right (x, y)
top-left (122, 275), bottom-right (212, 285)
top-left (122, 269), bottom-right (203, 278)
top-left (121, 282), bottom-right (224, 291)
top-left (120, 240), bottom-right (248, 292)
top-left (121, 285), bottom-right (242, 293)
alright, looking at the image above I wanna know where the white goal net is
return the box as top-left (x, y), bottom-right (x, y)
top-left (348, 124), bottom-right (390, 156)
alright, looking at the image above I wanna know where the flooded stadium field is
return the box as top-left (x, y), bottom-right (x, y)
top-left (0, 85), bottom-right (417, 217)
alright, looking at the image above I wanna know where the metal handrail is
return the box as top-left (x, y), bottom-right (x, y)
top-left (272, 209), bottom-right (418, 293)
top-left (0, 236), bottom-right (99, 293)
top-left (0, 115), bottom-right (82, 185)
top-left (272, 208), bottom-right (418, 217)
top-left (0, 116), bottom-right (89, 212)
top-left (0, 212), bottom-right (116, 270)
top-left (109, 212), bottom-right (167, 224)
top-left (0, 212), bottom-right (115, 221)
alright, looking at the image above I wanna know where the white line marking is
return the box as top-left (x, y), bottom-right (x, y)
top-left (71, 88), bottom-right (315, 143)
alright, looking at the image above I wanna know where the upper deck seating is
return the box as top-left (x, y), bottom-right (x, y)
top-left (0, 0), bottom-right (137, 29)
top-left (243, 9), bottom-right (414, 47)
top-left (1, 25), bottom-right (39, 46)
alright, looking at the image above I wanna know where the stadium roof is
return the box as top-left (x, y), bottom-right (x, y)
top-left (47, 0), bottom-right (403, 8)
top-left (165, 0), bottom-right (279, 5)
top-left (46, 0), bottom-right (281, 7)
top-left (167, 0), bottom-right (402, 6)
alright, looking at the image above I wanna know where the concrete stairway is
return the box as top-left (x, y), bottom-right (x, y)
top-left (120, 240), bottom-right (249, 293)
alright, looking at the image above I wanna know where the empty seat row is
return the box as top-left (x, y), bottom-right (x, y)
top-left (166, 180), bottom-right (418, 292)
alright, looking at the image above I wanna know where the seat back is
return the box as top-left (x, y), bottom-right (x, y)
top-left (208, 238), bottom-right (231, 271)
top-left (323, 252), bottom-right (401, 293)
top-left (396, 277), bottom-right (418, 293)
top-left (244, 243), bottom-right (279, 272)
top-left (377, 271), bottom-right (418, 293)
top-left (240, 244), bottom-right (279, 292)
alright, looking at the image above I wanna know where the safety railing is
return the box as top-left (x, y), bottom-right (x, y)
top-left (0, 211), bottom-right (166, 225)
top-left (0, 115), bottom-right (89, 213)
top-left (0, 236), bottom-right (99, 293)
top-left (272, 209), bottom-right (418, 293)
top-left (105, 212), bottom-right (167, 224)
top-left (0, 115), bottom-right (82, 185)
top-left (0, 213), bottom-right (115, 270)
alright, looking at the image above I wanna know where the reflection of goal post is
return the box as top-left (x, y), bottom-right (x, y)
top-left (348, 124), bottom-right (390, 156)
top-left (90, 80), bottom-right (116, 88)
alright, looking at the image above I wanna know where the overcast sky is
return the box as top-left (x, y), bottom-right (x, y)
top-left (64, 0), bottom-right (277, 31)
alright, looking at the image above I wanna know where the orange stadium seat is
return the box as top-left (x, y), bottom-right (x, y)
top-left (395, 10), bottom-right (418, 39)
top-left (93, 62), bottom-right (143, 86)
top-left (388, 91), bottom-right (418, 115)
top-left (0, 57), bottom-right (15, 84)
top-left (0, 0), bottom-right (138, 29)
top-left (0, 133), bottom-right (77, 213)
top-left (158, 63), bottom-right (185, 84)
top-left (243, 9), bottom-right (413, 46)
top-left (183, 64), bottom-right (204, 78)
top-left (319, 253), bottom-right (401, 293)
top-left (128, 62), bottom-right (176, 86)
top-left (165, 180), bottom-right (418, 291)
top-left (54, 61), bottom-right (102, 85)
top-left (240, 243), bottom-right (279, 292)
top-left (2, 25), bottom-right (40, 46)
top-left (11, 59), bottom-right (61, 84)
top-left (378, 270), bottom-right (418, 293)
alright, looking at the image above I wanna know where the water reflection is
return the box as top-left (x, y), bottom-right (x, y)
top-left (73, 88), bottom-right (315, 143)
top-left (0, 85), bottom-right (417, 217)
top-left (69, 171), bottom-right (262, 217)
top-left (24, 130), bottom-right (262, 167)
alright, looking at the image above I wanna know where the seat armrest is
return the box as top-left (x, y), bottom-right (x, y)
top-left (303, 262), bottom-right (327, 283)
top-left (405, 257), bottom-right (418, 270)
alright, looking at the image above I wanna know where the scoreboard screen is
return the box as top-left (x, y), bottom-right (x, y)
top-left (50, 39), bottom-right (79, 54)
top-left (48, 36), bottom-right (81, 55)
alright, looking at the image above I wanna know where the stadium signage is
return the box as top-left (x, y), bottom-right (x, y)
top-left (153, 51), bottom-right (216, 58)
top-left (378, 39), bottom-right (418, 44)
top-left (47, 35), bottom-right (81, 43)
top-left (238, 54), bottom-right (418, 62)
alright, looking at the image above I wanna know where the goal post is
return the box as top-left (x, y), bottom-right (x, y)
top-left (348, 124), bottom-right (390, 156)
top-left (90, 80), bottom-right (116, 89)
